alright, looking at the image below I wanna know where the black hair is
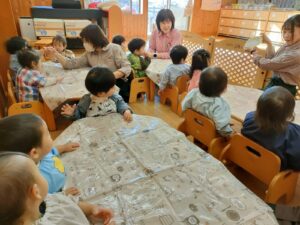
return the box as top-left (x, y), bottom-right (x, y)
top-left (112, 35), bottom-right (125, 46)
top-left (199, 66), bottom-right (228, 97)
top-left (17, 49), bottom-right (40, 69)
top-left (282, 14), bottom-right (300, 40)
top-left (85, 67), bottom-right (116, 95)
top-left (170, 45), bottom-right (188, 64)
top-left (156, 9), bottom-right (175, 32)
top-left (5, 36), bottom-right (27, 54)
top-left (0, 114), bottom-right (44, 154)
top-left (255, 86), bottom-right (295, 134)
top-left (127, 38), bottom-right (146, 53)
top-left (80, 24), bottom-right (109, 48)
top-left (52, 35), bottom-right (67, 46)
top-left (190, 49), bottom-right (211, 78)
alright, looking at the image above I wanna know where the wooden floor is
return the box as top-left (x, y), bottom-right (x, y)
top-left (51, 98), bottom-right (300, 206)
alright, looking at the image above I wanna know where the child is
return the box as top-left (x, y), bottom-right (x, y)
top-left (252, 14), bottom-right (300, 96)
top-left (0, 114), bottom-right (80, 195)
top-left (241, 86), bottom-right (300, 171)
top-left (52, 35), bottom-right (75, 59)
top-left (158, 45), bottom-right (190, 95)
top-left (0, 152), bottom-right (114, 225)
top-left (112, 34), bottom-right (127, 52)
top-left (127, 38), bottom-right (151, 78)
top-left (182, 66), bottom-right (233, 137)
top-left (5, 36), bottom-right (28, 81)
top-left (61, 67), bottom-right (132, 121)
top-left (188, 49), bottom-right (210, 92)
top-left (16, 49), bottom-right (62, 102)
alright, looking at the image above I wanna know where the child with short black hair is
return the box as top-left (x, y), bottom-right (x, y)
top-left (52, 35), bottom-right (75, 59)
top-left (127, 38), bottom-right (151, 78)
top-left (182, 66), bottom-right (233, 137)
top-left (61, 67), bottom-right (132, 121)
top-left (16, 49), bottom-right (62, 102)
top-left (0, 114), bottom-right (80, 195)
top-left (188, 49), bottom-right (210, 92)
top-left (0, 152), bottom-right (114, 225)
top-left (5, 36), bottom-right (28, 81)
top-left (241, 86), bottom-right (300, 170)
top-left (112, 35), bottom-right (126, 52)
top-left (158, 45), bottom-right (190, 94)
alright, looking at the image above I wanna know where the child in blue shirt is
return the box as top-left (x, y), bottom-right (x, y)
top-left (0, 114), bottom-right (80, 194)
top-left (241, 86), bottom-right (300, 171)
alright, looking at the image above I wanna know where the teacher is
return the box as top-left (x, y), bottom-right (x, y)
top-left (45, 24), bottom-right (132, 102)
top-left (149, 9), bottom-right (182, 59)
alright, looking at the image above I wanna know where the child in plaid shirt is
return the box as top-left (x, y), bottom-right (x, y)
top-left (16, 49), bottom-right (62, 102)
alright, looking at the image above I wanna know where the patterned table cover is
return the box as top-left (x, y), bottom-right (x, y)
top-left (54, 114), bottom-right (278, 225)
top-left (146, 59), bottom-right (172, 84)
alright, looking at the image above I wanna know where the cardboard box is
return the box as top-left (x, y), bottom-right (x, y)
top-left (34, 18), bottom-right (65, 37)
top-left (64, 19), bottom-right (91, 37)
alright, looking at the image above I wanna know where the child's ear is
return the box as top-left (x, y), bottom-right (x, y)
top-left (31, 61), bottom-right (37, 68)
top-left (29, 148), bottom-right (40, 163)
top-left (31, 184), bottom-right (43, 200)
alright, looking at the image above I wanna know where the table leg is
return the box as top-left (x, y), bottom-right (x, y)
top-left (149, 80), bottom-right (155, 101)
top-left (43, 103), bottom-right (56, 131)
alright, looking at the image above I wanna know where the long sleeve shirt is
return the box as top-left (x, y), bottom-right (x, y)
top-left (159, 64), bottom-right (190, 90)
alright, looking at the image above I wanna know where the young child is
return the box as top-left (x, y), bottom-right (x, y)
top-left (52, 35), bottom-right (75, 59)
top-left (241, 86), bottom-right (300, 171)
top-left (16, 49), bottom-right (62, 102)
top-left (188, 49), bottom-right (210, 92)
top-left (0, 152), bottom-right (114, 225)
top-left (127, 38), bottom-right (151, 78)
top-left (158, 45), bottom-right (190, 95)
top-left (61, 67), bottom-right (132, 121)
top-left (0, 114), bottom-right (80, 195)
top-left (5, 36), bottom-right (28, 81)
top-left (182, 66), bottom-right (233, 137)
top-left (112, 34), bottom-right (127, 52)
top-left (252, 14), bottom-right (300, 96)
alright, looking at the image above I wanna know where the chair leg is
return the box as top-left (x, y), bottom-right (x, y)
top-left (149, 80), bottom-right (156, 101)
top-left (43, 103), bottom-right (56, 131)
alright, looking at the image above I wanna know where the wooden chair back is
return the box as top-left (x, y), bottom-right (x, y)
top-left (8, 101), bottom-right (46, 121)
top-left (177, 92), bottom-right (187, 117)
top-left (129, 77), bottom-right (150, 103)
top-left (211, 38), bottom-right (267, 89)
top-left (176, 75), bottom-right (190, 94)
top-left (7, 82), bottom-right (17, 106)
top-left (160, 86), bottom-right (179, 113)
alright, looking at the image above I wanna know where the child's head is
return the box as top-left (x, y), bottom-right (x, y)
top-left (85, 67), bottom-right (116, 97)
top-left (190, 49), bottom-right (211, 77)
top-left (5, 36), bottom-right (28, 54)
top-left (199, 66), bottom-right (228, 97)
top-left (17, 49), bottom-right (41, 70)
top-left (52, 35), bottom-right (67, 53)
top-left (0, 114), bottom-right (53, 163)
top-left (170, 45), bottom-right (188, 64)
top-left (0, 152), bottom-right (48, 225)
top-left (282, 14), bottom-right (300, 45)
top-left (255, 86), bottom-right (295, 134)
top-left (128, 38), bottom-right (146, 56)
top-left (112, 35), bottom-right (126, 51)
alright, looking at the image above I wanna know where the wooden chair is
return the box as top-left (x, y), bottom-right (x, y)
top-left (129, 77), bottom-right (150, 103)
top-left (211, 38), bottom-right (267, 89)
top-left (177, 91), bottom-right (187, 117)
top-left (219, 134), bottom-right (299, 204)
top-left (178, 109), bottom-right (228, 158)
top-left (7, 70), bottom-right (13, 83)
top-left (176, 75), bottom-right (190, 94)
top-left (8, 101), bottom-right (45, 120)
top-left (160, 86), bottom-right (179, 113)
top-left (181, 31), bottom-right (215, 65)
top-left (7, 82), bottom-right (17, 106)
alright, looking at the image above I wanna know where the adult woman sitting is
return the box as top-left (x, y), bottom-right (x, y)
top-left (149, 9), bottom-right (182, 59)
top-left (45, 24), bottom-right (132, 102)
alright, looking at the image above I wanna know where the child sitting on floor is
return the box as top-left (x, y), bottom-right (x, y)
top-left (16, 49), bottom-right (62, 102)
top-left (112, 34), bottom-right (127, 52)
top-left (61, 67), bottom-right (132, 122)
top-left (0, 114), bottom-right (80, 195)
top-left (0, 152), bottom-right (114, 225)
top-left (127, 38), bottom-right (151, 78)
top-left (182, 66), bottom-right (233, 137)
top-left (52, 35), bottom-right (75, 59)
top-left (158, 45), bottom-right (190, 95)
top-left (188, 49), bottom-right (210, 92)
top-left (241, 86), bottom-right (300, 171)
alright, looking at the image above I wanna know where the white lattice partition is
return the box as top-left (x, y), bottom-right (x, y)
top-left (180, 31), bottom-right (215, 65)
top-left (212, 38), bottom-right (267, 89)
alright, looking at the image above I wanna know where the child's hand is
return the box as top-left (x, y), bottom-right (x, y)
top-left (88, 206), bottom-right (115, 225)
top-left (58, 142), bottom-right (80, 153)
top-left (61, 104), bottom-right (76, 116)
top-left (43, 47), bottom-right (57, 59)
top-left (64, 187), bottom-right (80, 196)
top-left (123, 110), bottom-right (132, 122)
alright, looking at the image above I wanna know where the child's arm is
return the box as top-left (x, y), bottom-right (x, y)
top-left (56, 142), bottom-right (80, 154)
top-left (211, 102), bottom-right (233, 137)
top-left (61, 94), bottom-right (91, 120)
top-left (158, 69), bottom-right (170, 91)
top-left (77, 201), bottom-right (115, 225)
top-left (112, 94), bottom-right (133, 122)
